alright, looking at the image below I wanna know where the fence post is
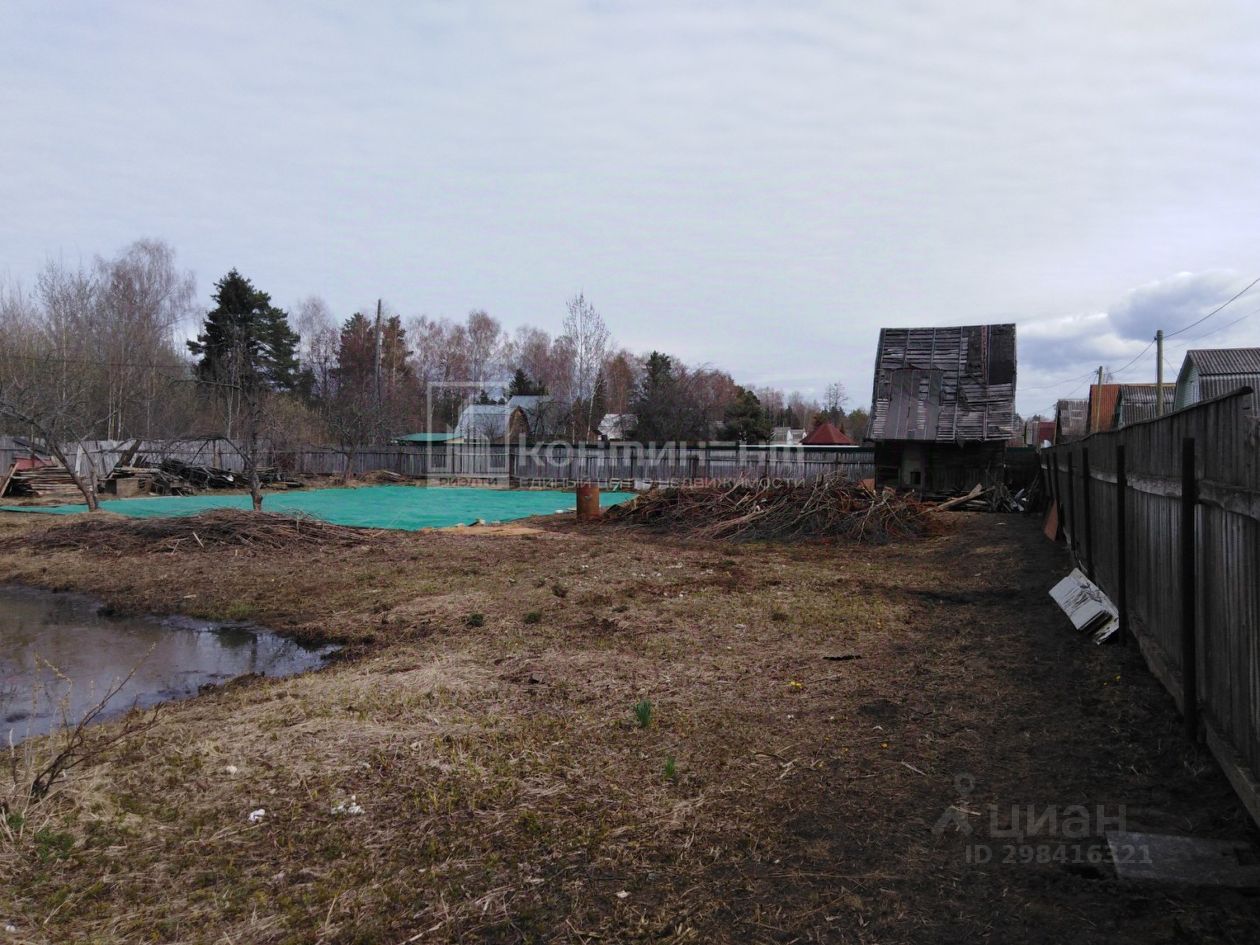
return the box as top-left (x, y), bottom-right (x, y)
top-left (1181, 436), bottom-right (1199, 742)
top-left (1081, 446), bottom-right (1094, 579)
top-left (1115, 443), bottom-right (1128, 645)
top-left (1066, 451), bottom-right (1077, 560)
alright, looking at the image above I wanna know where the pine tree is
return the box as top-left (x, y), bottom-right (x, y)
top-left (507, 367), bottom-right (547, 397)
top-left (719, 386), bottom-right (772, 443)
top-left (188, 269), bottom-right (300, 390)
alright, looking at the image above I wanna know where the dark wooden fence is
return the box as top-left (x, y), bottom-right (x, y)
top-left (1043, 388), bottom-right (1260, 826)
top-left (283, 443), bottom-right (876, 486)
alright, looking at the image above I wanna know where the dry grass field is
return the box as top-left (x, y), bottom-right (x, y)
top-left (0, 507), bottom-right (1257, 944)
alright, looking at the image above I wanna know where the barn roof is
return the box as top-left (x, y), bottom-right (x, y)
top-left (868, 324), bottom-right (1016, 443)
top-left (802, 422), bottom-right (855, 446)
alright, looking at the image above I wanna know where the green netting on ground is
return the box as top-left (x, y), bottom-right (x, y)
top-left (1, 485), bottom-right (635, 531)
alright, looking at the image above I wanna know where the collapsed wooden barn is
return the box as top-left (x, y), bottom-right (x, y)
top-left (868, 324), bottom-right (1017, 493)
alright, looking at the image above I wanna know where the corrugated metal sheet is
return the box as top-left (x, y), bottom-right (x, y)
top-left (869, 324), bottom-right (1016, 443)
top-left (1185, 348), bottom-right (1260, 375)
top-left (1116, 385), bottom-right (1176, 426)
top-left (1088, 383), bottom-right (1173, 432)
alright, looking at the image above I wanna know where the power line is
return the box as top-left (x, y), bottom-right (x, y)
top-left (1164, 275), bottom-right (1260, 339)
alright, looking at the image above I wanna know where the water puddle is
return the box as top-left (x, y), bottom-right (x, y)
top-left (1, 585), bottom-right (337, 742)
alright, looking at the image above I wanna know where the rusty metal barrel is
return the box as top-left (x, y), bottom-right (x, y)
top-left (576, 483), bottom-right (601, 521)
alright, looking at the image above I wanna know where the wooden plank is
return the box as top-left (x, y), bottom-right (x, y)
top-left (0, 461), bottom-right (17, 499)
top-left (1181, 436), bottom-right (1199, 742)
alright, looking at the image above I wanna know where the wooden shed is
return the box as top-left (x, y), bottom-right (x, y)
top-left (868, 324), bottom-right (1017, 492)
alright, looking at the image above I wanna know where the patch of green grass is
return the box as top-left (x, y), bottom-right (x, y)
top-left (770, 608), bottom-right (789, 622)
top-left (634, 698), bottom-right (653, 729)
top-left (522, 610), bottom-right (542, 625)
top-left (34, 827), bottom-right (74, 862)
top-left (465, 612), bottom-right (486, 628)
top-left (664, 756), bottom-right (677, 781)
top-left (221, 601), bottom-right (256, 622)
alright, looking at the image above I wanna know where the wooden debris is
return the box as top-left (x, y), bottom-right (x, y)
top-left (1, 463), bottom-right (82, 499)
top-left (0, 509), bottom-right (384, 556)
top-left (602, 474), bottom-right (935, 543)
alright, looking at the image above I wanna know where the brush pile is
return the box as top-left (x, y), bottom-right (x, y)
top-left (603, 475), bottom-right (935, 543)
top-left (2, 509), bottom-right (384, 556)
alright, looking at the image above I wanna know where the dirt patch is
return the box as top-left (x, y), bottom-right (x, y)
top-left (0, 512), bottom-right (1256, 944)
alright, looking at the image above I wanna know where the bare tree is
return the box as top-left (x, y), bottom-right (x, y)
top-left (465, 309), bottom-right (504, 393)
top-left (92, 240), bottom-right (197, 439)
top-left (823, 382), bottom-right (848, 424)
top-left (561, 293), bottom-right (610, 438)
top-left (0, 265), bottom-right (117, 509)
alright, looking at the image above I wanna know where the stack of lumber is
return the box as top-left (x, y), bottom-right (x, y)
top-left (0, 463), bottom-right (83, 499)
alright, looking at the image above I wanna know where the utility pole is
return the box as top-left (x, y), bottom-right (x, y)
top-left (1155, 329), bottom-right (1165, 415)
top-left (374, 298), bottom-right (383, 410)
top-left (1091, 365), bottom-right (1104, 432)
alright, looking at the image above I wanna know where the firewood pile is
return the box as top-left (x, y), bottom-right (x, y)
top-left (0, 509), bottom-right (384, 556)
top-left (602, 474), bottom-right (936, 543)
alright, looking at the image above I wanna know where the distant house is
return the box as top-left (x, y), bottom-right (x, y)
top-left (454, 404), bottom-right (530, 441)
top-left (1174, 349), bottom-right (1260, 410)
top-left (1055, 398), bottom-right (1088, 443)
top-left (504, 395), bottom-right (568, 439)
top-left (1023, 418), bottom-right (1056, 449)
top-left (769, 427), bottom-right (805, 446)
top-left (1085, 383), bottom-right (1174, 433)
top-left (802, 421), bottom-right (855, 446)
top-left (453, 395), bottom-right (566, 442)
top-left (597, 413), bottom-right (636, 440)
top-left (868, 323), bottom-right (1017, 491)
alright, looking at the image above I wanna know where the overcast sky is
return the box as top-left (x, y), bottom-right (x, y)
top-left (3, 1), bottom-right (1259, 415)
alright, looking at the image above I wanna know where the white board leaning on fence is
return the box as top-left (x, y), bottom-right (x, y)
top-left (1049, 568), bottom-right (1120, 645)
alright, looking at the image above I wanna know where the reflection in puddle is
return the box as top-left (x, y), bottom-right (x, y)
top-left (1, 585), bottom-right (337, 742)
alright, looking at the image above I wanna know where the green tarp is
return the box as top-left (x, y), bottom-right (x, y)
top-left (1, 485), bottom-right (635, 532)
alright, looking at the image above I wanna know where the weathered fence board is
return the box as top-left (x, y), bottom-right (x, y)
top-left (1044, 388), bottom-right (1260, 825)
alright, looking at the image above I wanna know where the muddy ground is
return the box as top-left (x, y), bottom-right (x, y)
top-left (0, 508), bottom-right (1256, 944)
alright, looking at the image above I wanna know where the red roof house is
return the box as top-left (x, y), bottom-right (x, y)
top-left (802, 421), bottom-right (855, 446)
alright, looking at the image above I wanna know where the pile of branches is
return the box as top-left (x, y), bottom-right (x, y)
top-left (603, 475), bottom-right (935, 543)
top-left (2, 509), bottom-right (384, 556)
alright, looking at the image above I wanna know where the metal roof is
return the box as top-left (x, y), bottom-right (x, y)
top-left (1086, 383), bottom-right (1173, 432)
top-left (802, 422), bottom-right (855, 446)
top-left (1115, 385), bottom-right (1175, 426)
top-left (1183, 348), bottom-right (1260, 376)
top-left (395, 432), bottom-right (461, 444)
top-left (868, 324), bottom-right (1016, 443)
